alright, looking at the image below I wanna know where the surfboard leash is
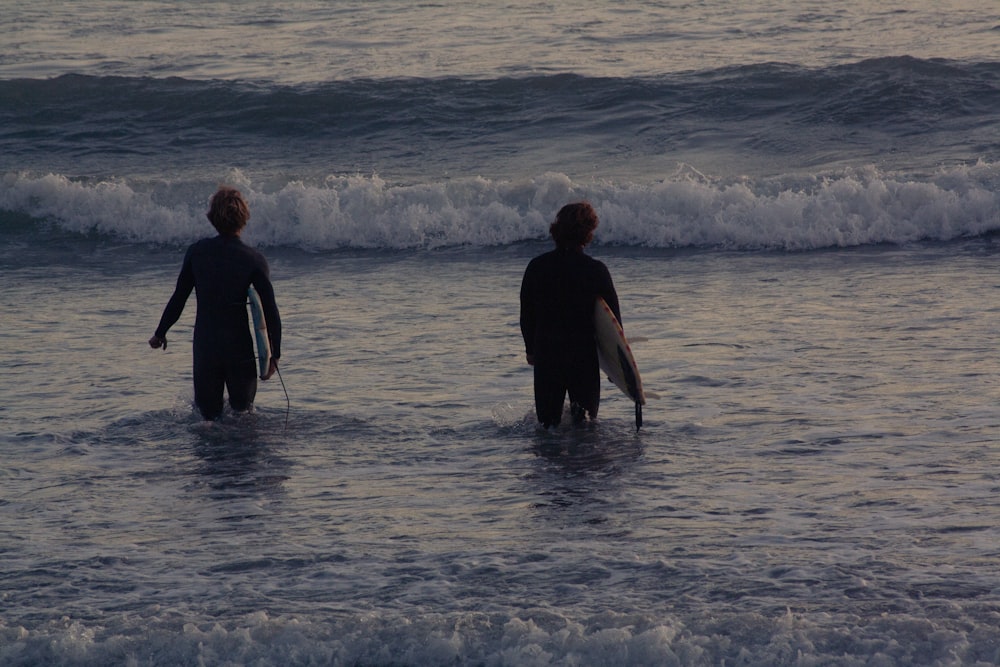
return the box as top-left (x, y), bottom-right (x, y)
top-left (275, 362), bottom-right (290, 430)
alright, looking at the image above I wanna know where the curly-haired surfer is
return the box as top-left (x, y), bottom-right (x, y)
top-left (149, 187), bottom-right (282, 421)
top-left (519, 201), bottom-right (620, 428)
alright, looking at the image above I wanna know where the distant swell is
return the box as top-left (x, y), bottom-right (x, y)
top-left (4, 59), bottom-right (1000, 135)
top-left (3, 58), bottom-right (1000, 178)
top-left (3, 163), bottom-right (999, 251)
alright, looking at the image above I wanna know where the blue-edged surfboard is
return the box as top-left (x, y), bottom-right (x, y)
top-left (248, 286), bottom-right (272, 380)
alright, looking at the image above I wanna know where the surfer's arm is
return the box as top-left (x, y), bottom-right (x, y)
top-left (152, 254), bottom-right (195, 343)
top-left (518, 269), bottom-right (537, 363)
top-left (598, 265), bottom-right (622, 325)
top-left (250, 269), bottom-right (281, 360)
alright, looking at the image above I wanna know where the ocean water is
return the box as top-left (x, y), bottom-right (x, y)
top-left (4, 1), bottom-right (1000, 665)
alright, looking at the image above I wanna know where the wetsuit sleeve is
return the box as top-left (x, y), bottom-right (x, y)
top-left (154, 250), bottom-right (195, 339)
top-left (519, 263), bottom-right (537, 356)
top-left (251, 269), bottom-right (282, 360)
top-left (597, 262), bottom-right (622, 325)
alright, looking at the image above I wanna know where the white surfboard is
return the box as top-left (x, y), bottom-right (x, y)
top-left (595, 296), bottom-right (645, 429)
top-left (248, 286), bottom-right (272, 380)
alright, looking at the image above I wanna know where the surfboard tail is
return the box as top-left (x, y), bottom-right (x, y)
top-left (617, 347), bottom-right (645, 406)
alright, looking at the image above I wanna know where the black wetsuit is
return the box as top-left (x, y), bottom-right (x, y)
top-left (519, 246), bottom-right (620, 427)
top-left (154, 235), bottom-right (281, 420)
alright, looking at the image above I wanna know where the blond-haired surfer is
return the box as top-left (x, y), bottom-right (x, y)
top-left (149, 187), bottom-right (281, 421)
top-left (519, 201), bottom-right (620, 427)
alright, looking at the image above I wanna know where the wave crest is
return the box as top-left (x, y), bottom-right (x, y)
top-left (3, 164), bottom-right (999, 251)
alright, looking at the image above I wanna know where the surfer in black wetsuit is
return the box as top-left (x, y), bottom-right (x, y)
top-left (520, 201), bottom-right (620, 428)
top-left (149, 187), bottom-right (282, 421)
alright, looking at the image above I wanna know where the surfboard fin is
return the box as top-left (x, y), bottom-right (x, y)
top-left (635, 401), bottom-right (642, 431)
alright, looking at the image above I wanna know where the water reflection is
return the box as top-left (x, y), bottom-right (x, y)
top-left (531, 419), bottom-right (643, 467)
top-left (190, 413), bottom-right (291, 500)
top-left (525, 420), bottom-right (644, 529)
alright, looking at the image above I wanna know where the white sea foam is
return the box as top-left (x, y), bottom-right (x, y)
top-left (4, 163), bottom-right (999, 251)
top-left (0, 608), bottom-right (990, 666)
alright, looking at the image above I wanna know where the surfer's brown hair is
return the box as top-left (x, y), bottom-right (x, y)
top-left (550, 201), bottom-right (598, 248)
top-left (207, 186), bottom-right (250, 236)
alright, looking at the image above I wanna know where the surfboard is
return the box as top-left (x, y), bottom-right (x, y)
top-left (594, 296), bottom-right (645, 429)
top-left (248, 286), bottom-right (272, 380)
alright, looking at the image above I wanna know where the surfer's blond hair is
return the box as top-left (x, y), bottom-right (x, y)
top-left (550, 201), bottom-right (598, 248)
top-left (207, 186), bottom-right (250, 236)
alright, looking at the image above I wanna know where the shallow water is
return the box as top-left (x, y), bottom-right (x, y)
top-left (5, 239), bottom-right (1000, 664)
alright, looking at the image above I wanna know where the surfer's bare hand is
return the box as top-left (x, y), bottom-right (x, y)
top-left (262, 357), bottom-right (278, 381)
top-left (149, 335), bottom-right (167, 350)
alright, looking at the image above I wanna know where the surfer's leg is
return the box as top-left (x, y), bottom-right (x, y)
top-left (226, 358), bottom-right (258, 413)
top-left (193, 353), bottom-right (225, 421)
top-left (533, 363), bottom-right (565, 428)
top-left (567, 357), bottom-right (600, 422)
